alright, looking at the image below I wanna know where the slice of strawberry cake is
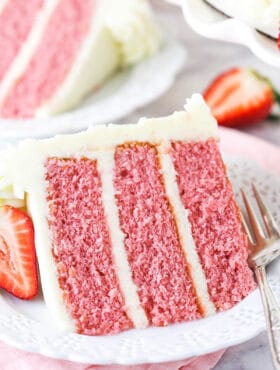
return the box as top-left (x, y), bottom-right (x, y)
top-left (0, 95), bottom-right (255, 335)
top-left (205, 0), bottom-right (280, 39)
top-left (0, 0), bottom-right (160, 119)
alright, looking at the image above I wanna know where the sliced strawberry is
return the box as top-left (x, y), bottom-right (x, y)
top-left (0, 205), bottom-right (38, 299)
top-left (203, 67), bottom-right (279, 127)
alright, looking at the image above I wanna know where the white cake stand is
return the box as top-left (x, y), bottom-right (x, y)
top-left (167, 0), bottom-right (280, 68)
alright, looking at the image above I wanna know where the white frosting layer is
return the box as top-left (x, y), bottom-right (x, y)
top-left (0, 0), bottom-right (59, 106)
top-left (0, 95), bottom-right (218, 191)
top-left (0, 95), bottom-right (217, 187)
top-left (28, 163), bottom-right (76, 332)
top-left (0, 95), bottom-right (218, 332)
top-left (158, 145), bottom-right (216, 316)
top-left (95, 151), bottom-right (149, 329)
top-left (206, 0), bottom-right (280, 38)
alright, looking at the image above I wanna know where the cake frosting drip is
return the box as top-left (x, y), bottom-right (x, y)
top-left (0, 183), bottom-right (25, 209)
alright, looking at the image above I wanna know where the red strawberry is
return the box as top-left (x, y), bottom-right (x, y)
top-left (204, 67), bottom-right (280, 127)
top-left (0, 205), bottom-right (38, 299)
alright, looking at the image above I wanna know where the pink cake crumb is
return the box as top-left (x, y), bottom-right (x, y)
top-left (45, 157), bottom-right (133, 335)
top-left (114, 143), bottom-right (202, 326)
top-left (2, 0), bottom-right (95, 118)
top-left (171, 140), bottom-right (256, 310)
top-left (0, 0), bottom-right (43, 83)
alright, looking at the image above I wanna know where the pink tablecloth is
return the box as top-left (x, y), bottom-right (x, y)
top-left (220, 127), bottom-right (280, 176)
top-left (1, 128), bottom-right (280, 370)
top-left (0, 342), bottom-right (224, 370)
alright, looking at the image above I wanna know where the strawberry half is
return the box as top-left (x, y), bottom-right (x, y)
top-left (0, 205), bottom-right (38, 299)
top-left (204, 67), bottom-right (280, 127)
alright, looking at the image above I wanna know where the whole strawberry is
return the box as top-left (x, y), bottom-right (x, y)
top-left (204, 67), bottom-right (280, 127)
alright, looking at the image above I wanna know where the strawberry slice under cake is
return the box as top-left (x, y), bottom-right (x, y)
top-left (205, 0), bottom-right (280, 39)
top-left (0, 95), bottom-right (255, 335)
top-left (0, 0), bottom-right (160, 119)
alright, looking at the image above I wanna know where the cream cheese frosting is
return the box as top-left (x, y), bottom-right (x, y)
top-left (206, 0), bottom-right (280, 38)
top-left (104, 0), bottom-right (161, 67)
top-left (95, 150), bottom-right (149, 329)
top-left (158, 145), bottom-right (216, 316)
top-left (0, 94), bottom-right (218, 331)
top-left (0, 94), bottom-right (218, 190)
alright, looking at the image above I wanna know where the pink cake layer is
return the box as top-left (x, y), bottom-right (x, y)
top-left (0, 0), bottom-right (43, 83)
top-left (45, 157), bottom-right (132, 335)
top-left (114, 143), bottom-right (201, 326)
top-left (171, 140), bottom-right (255, 310)
top-left (1, 0), bottom-right (95, 118)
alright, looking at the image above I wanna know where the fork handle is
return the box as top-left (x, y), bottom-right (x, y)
top-left (255, 266), bottom-right (280, 370)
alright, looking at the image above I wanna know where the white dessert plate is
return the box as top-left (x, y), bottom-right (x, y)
top-left (0, 38), bottom-right (186, 146)
top-left (170, 0), bottom-right (280, 68)
top-left (1, 129), bottom-right (280, 365)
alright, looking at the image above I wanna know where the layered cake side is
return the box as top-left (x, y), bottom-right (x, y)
top-left (0, 0), bottom-right (160, 118)
top-left (0, 95), bottom-right (255, 335)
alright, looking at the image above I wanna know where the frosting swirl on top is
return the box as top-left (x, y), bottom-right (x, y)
top-left (105, 1), bottom-right (161, 67)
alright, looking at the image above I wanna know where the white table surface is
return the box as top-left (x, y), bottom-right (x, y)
top-left (126, 1), bottom-right (280, 369)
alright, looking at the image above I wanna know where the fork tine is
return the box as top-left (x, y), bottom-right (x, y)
top-left (241, 189), bottom-right (266, 246)
top-left (252, 184), bottom-right (280, 239)
top-left (239, 211), bottom-right (255, 251)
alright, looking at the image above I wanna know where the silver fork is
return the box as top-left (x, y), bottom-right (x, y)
top-left (241, 185), bottom-right (280, 370)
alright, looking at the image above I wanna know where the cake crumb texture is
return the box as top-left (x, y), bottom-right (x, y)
top-left (171, 140), bottom-right (255, 310)
top-left (0, 0), bottom-right (43, 83)
top-left (45, 157), bottom-right (132, 335)
top-left (114, 143), bottom-right (201, 326)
